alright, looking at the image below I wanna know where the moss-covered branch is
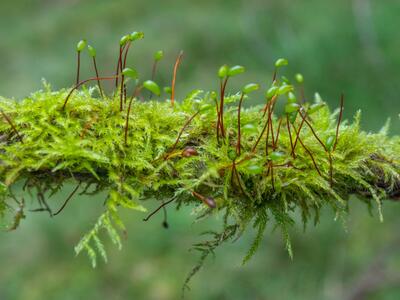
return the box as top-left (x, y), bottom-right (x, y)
top-left (0, 33), bottom-right (399, 283)
top-left (1, 84), bottom-right (399, 262)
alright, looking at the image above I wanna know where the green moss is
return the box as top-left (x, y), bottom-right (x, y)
top-left (0, 78), bottom-right (399, 281)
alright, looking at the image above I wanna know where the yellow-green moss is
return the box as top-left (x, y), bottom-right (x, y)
top-left (0, 81), bottom-right (399, 274)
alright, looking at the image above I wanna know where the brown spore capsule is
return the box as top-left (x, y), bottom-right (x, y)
top-left (182, 146), bottom-right (198, 157)
top-left (204, 197), bottom-right (217, 208)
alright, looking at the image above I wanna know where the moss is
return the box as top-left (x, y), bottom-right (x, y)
top-left (0, 78), bottom-right (399, 283)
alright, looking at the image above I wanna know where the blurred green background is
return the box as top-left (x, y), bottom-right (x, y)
top-left (1, 0), bottom-right (400, 299)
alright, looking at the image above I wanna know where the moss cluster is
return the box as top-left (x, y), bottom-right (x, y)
top-left (1, 81), bottom-right (399, 269)
top-left (0, 32), bottom-right (399, 286)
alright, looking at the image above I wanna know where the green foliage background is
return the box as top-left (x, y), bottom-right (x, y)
top-left (0, 0), bottom-right (399, 299)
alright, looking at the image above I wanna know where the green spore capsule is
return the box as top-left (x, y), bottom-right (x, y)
top-left (87, 45), bottom-right (96, 57)
top-left (131, 31), bottom-right (144, 41)
top-left (154, 50), bottom-right (164, 61)
top-left (164, 86), bottom-right (172, 95)
top-left (143, 80), bottom-right (161, 96)
top-left (242, 83), bottom-right (259, 94)
top-left (266, 86), bottom-right (278, 99)
top-left (120, 35), bottom-right (131, 46)
top-left (228, 65), bottom-right (245, 77)
top-left (218, 65), bottom-right (229, 78)
top-left (122, 67), bottom-right (139, 79)
top-left (76, 40), bottom-right (87, 52)
top-left (295, 73), bottom-right (304, 83)
top-left (275, 58), bottom-right (288, 68)
top-left (285, 102), bottom-right (300, 114)
top-left (277, 84), bottom-right (293, 95)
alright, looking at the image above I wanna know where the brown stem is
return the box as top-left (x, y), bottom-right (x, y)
top-left (291, 115), bottom-right (305, 156)
top-left (124, 85), bottom-right (128, 105)
top-left (165, 110), bottom-right (200, 159)
top-left (298, 109), bottom-right (328, 152)
top-left (214, 91), bottom-right (221, 144)
top-left (216, 80), bottom-right (222, 141)
top-left (274, 117), bottom-right (283, 148)
top-left (262, 95), bottom-right (278, 119)
top-left (76, 52), bottom-right (81, 86)
top-left (252, 101), bottom-right (273, 153)
top-left (120, 79), bottom-right (124, 111)
top-left (121, 41), bottom-right (133, 107)
top-left (62, 75), bottom-right (120, 110)
top-left (236, 92), bottom-right (245, 156)
top-left (329, 152), bottom-right (333, 187)
top-left (265, 108), bottom-right (271, 156)
top-left (297, 138), bottom-right (322, 176)
top-left (171, 51), bottom-right (184, 107)
top-left (115, 44), bottom-right (126, 87)
top-left (218, 77), bottom-right (229, 138)
top-left (0, 110), bottom-right (24, 143)
top-left (115, 45), bottom-right (122, 87)
top-left (269, 114), bottom-right (275, 149)
top-left (122, 41), bottom-right (131, 70)
top-left (37, 189), bottom-right (52, 216)
top-left (267, 99), bottom-right (276, 151)
top-left (92, 57), bottom-right (104, 98)
top-left (286, 114), bottom-right (296, 158)
top-left (143, 197), bottom-right (176, 222)
top-left (54, 182), bottom-right (81, 216)
top-left (333, 93), bottom-right (344, 151)
top-left (253, 114), bottom-right (269, 153)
